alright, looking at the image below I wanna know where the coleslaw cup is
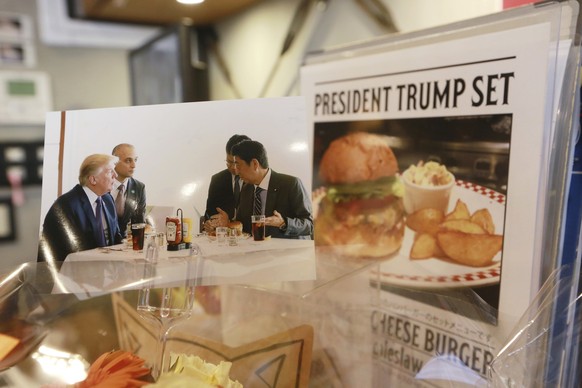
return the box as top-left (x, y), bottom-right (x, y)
top-left (402, 172), bottom-right (455, 214)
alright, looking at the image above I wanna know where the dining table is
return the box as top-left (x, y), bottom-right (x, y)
top-left (55, 235), bottom-right (317, 297)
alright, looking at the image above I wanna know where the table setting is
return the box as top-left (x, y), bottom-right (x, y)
top-left (55, 233), bottom-right (316, 299)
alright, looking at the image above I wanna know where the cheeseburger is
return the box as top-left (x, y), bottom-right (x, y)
top-left (228, 220), bottom-right (243, 236)
top-left (315, 132), bottom-right (405, 257)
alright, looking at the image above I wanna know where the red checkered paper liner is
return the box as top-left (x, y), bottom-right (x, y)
top-left (455, 180), bottom-right (506, 205)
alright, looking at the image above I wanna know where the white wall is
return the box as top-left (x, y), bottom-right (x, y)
top-left (0, 0), bottom-right (502, 266)
top-left (210, 0), bottom-right (502, 100)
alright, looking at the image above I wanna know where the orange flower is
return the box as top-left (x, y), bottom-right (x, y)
top-left (76, 350), bottom-right (150, 388)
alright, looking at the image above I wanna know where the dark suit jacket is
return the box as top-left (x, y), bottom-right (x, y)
top-left (205, 169), bottom-right (238, 220)
top-left (116, 177), bottom-right (146, 236)
top-left (237, 170), bottom-right (313, 239)
top-left (38, 184), bottom-right (122, 263)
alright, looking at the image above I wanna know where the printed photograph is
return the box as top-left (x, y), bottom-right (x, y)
top-left (0, 42), bottom-right (24, 64)
top-left (40, 97), bottom-right (316, 285)
top-left (312, 114), bottom-right (510, 311)
top-left (0, 14), bottom-right (34, 67)
top-left (0, 15), bottom-right (24, 39)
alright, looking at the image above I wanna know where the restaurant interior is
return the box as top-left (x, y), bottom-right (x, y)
top-left (2, 0), bottom-right (580, 387)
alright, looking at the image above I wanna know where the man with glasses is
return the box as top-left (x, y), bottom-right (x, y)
top-left (210, 139), bottom-right (313, 239)
top-left (38, 154), bottom-right (122, 263)
top-left (204, 134), bottom-right (251, 223)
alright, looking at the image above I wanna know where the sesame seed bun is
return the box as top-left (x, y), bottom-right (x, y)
top-left (319, 132), bottom-right (399, 184)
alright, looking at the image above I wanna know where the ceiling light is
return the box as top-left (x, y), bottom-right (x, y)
top-left (177, 0), bottom-right (205, 4)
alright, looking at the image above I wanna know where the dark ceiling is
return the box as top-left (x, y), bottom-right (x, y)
top-left (67, 0), bottom-right (266, 26)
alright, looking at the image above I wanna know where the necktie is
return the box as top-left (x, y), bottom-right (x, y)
top-left (95, 197), bottom-right (107, 246)
top-left (253, 187), bottom-right (263, 215)
top-left (115, 184), bottom-right (125, 217)
top-left (233, 175), bottom-right (241, 206)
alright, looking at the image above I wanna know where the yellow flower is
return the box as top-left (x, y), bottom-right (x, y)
top-left (146, 354), bottom-right (242, 388)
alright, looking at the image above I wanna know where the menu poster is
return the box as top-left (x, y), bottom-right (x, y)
top-left (301, 3), bottom-right (579, 385)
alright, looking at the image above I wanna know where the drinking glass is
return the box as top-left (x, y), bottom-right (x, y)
top-left (136, 239), bottom-right (202, 379)
top-left (251, 215), bottom-right (266, 241)
top-left (215, 226), bottom-right (228, 245)
top-left (227, 228), bottom-right (238, 246)
top-left (131, 223), bottom-right (146, 251)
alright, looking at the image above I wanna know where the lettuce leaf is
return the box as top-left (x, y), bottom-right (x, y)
top-left (326, 176), bottom-right (404, 203)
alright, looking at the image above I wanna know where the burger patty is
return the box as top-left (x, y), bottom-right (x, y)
top-left (320, 195), bottom-right (405, 231)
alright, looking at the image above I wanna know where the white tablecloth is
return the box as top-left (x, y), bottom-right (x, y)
top-left (56, 236), bottom-right (316, 296)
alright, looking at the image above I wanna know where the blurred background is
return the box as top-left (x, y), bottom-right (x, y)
top-left (0, 0), bottom-right (535, 267)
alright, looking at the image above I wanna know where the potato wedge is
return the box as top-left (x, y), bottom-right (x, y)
top-left (445, 199), bottom-right (470, 221)
top-left (433, 240), bottom-right (446, 258)
top-left (440, 219), bottom-right (486, 234)
top-left (406, 208), bottom-right (445, 235)
top-left (470, 208), bottom-right (495, 234)
top-left (437, 231), bottom-right (503, 267)
top-left (410, 233), bottom-right (438, 259)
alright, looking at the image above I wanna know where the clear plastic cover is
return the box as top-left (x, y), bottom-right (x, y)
top-left (0, 256), bottom-right (581, 386)
top-left (1, 1), bottom-right (581, 387)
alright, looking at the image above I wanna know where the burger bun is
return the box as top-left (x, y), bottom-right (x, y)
top-left (227, 220), bottom-right (243, 236)
top-left (319, 132), bottom-right (399, 184)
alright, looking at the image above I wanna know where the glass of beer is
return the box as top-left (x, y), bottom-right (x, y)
top-left (131, 223), bottom-right (147, 251)
top-left (251, 215), bottom-right (266, 241)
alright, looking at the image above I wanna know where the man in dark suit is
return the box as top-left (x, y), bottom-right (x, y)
top-left (111, 143), bottom-right (146, 236)
top-left (204, 134), bottom-right (250, 221)
top-left (212, 139), bottom-right (313, 239)
top-left (38, 154), bottom-right (123, 263)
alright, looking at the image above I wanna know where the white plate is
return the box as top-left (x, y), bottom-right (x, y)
top-left (314, 180), bottom-right (505, 289)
